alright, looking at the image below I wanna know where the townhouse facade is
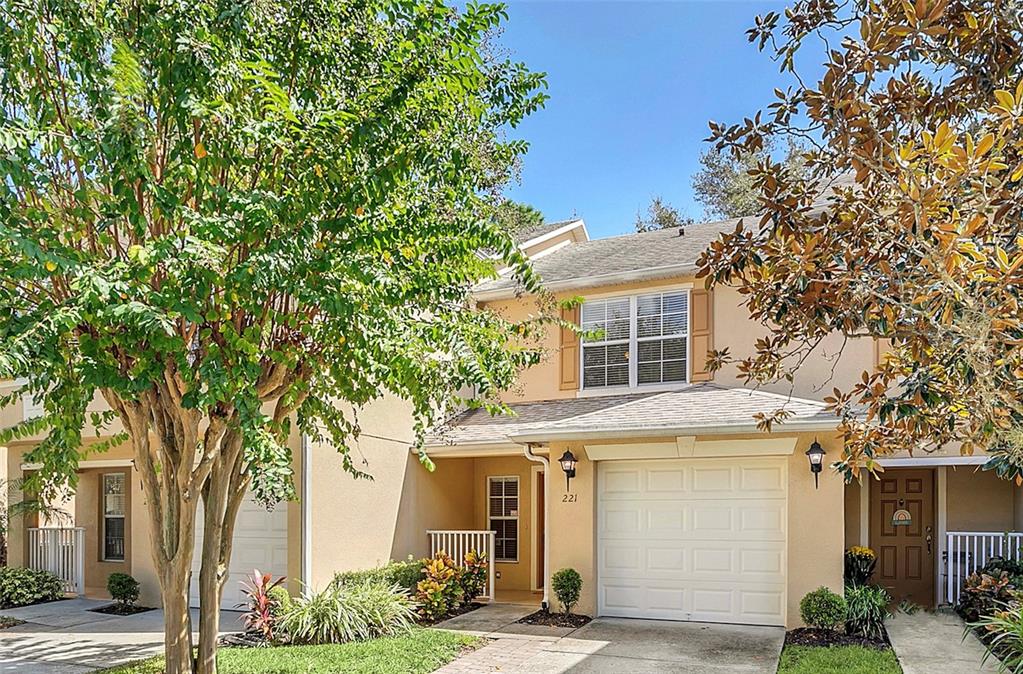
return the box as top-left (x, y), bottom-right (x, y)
top-left (4, 215), bottom-right (1019, 626)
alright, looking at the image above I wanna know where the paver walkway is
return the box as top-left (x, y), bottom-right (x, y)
top-left (434, 604), bottom-right (784, 673)
top-left (888, 611), bottom-right (999, 674)
top-left (0, 597), bottom-right (243, 673)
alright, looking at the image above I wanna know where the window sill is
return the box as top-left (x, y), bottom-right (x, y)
top-left (576, 382), bottom-right (692, 398)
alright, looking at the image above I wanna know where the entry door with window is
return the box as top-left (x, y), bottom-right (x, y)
top-left (102, 473), bottom-right (126, 561)
top-left (870, 469), bottom-right (935, 607)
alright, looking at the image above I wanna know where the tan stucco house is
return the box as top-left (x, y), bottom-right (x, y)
top-left (4, 216), bottom-right (1021, 626)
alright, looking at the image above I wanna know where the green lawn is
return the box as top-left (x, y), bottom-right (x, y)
top-left (100, 629), bottom-right (479, 674)
top-left (778, 645), bottom-right (902, 674)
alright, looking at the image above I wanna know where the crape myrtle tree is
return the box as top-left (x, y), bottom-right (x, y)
top-left (697, 0), bottom-right (1023, 482)
top-left (0, 0), bottom-right (551, 671)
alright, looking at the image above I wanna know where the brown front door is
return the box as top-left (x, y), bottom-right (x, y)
top-left (536, 471), bottom-right (545, 590)
top-left (870, 469), bottom-right (936, 607)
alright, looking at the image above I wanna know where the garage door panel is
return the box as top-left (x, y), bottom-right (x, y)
top-left (603, 468), bottom-right (642, 493)
top-left (646, 503), bottom-right (686, 533)
top-left (602, 506), bottom-right (642, 534)
top-left (598, 458), bottom-right (787, 626)
top-left (603, 544), bottom-right (642, 572)
top-left (190, 494), bottom-right (288, 610)
top-left (739, 505), bottom-right (785, 535)
top-left (646, 467), bottom-right (685, 492)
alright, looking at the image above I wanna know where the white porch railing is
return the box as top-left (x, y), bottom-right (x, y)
top-left (427, 530), bottom-right (496, 603)
top-left (27, 527), bottom-right (85, 596)
top-left (945, 531), bottom-right (1023, 606)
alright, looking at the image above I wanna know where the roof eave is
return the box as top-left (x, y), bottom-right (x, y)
top-left (507, 418), bottom-right (840, 444)
top-left (474, 262), bottom-right (700, 302)
top-left (517, 219), bottom-right (588, 250)
top-left (418, 440), bottom-right (523, 457)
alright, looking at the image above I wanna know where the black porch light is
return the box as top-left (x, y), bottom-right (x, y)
top-left (805, 439), bottom-right (826, 489)
top-left (558, 449), bottom-right (578, 491)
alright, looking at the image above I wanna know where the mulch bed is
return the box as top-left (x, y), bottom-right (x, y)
top-left (89, 603), bottom-right (157, 616)
top-left (220, 631), bottom-right (269, 648)
top-left (516, 609), bottom-right (592, 628)
top-left (0, 616), bottom-right (26, 630)
top-left (785, 627), bottom-right (890, 650)
top-left (418, 602), bottom-right (485, 626)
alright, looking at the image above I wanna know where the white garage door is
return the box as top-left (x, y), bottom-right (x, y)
top-left (190, 493), bottom-right (288, 610)
top-left (597, 457), bottom-right (787, 626)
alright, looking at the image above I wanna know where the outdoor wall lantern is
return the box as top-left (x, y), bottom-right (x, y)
top-left (805, 439), bottom-right (826, 489)
top-left (558, 449), bottom-right (578, 491)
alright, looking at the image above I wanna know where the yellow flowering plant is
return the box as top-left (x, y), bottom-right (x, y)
top-left (844, 546), bottom-right (878, 587)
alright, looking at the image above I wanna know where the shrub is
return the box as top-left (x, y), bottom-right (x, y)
top-left (799, 586), bottom-right (847, 630)
top-left (415, 552), bottom-right (462, 621)
top-left (458, 550), bottom-right (488, 606)
top-left (958, 572), bottom-right (1017, 624)
top-left (552, 568), bottom-right (582, 615)
top-left (280, 580), bottom-right (415, 645)
top-left (333, 556), bottom-right (424, 594)
top-left (845, 584), bottom-right (891, 640)
top-left (268, 585), bottom-right (293, 625)
top-left (973, 600), bottom-right (1023, 673)
top-left (981, 557), bottom-right (1023, 589)
top-left (0, 567), bottom-right (63, 608)
top-left (844, 546), bottom-right (877, 587)
top-left (238, 569), bottom-right (287, 642)
top-left (106, 573), bottom-right (140, 607)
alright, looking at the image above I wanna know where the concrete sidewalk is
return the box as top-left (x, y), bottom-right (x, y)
top-left (0, 597), bottom-right (243, 673)
top-left (434, 604), bottom-right (784, 673)
top-left (888, 611), bottom-right (1000, 674)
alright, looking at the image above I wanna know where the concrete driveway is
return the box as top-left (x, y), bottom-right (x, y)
top-left (0, 598), bottom-right (244, 673)
top-left (435, 604), bottom-right (784, 673)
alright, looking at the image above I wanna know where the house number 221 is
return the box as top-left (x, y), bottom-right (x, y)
top-left (562, 494), bottom-right (578, 503)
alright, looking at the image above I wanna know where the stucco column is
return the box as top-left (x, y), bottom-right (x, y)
top-left (546, 441), bottom-right (596, 614)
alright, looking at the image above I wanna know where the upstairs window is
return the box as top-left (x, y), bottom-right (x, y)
top-left (581, 290), bottom-right (689, 390)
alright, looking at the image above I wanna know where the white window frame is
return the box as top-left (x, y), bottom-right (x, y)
top-left (579, 287), bottom-right (692, 393)
top-left (102, 473), bottom-right (126, 562)
top-left (488, 476), bottom-right (519, 563)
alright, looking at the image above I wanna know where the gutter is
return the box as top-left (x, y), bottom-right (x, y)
top-left (521, 442), bottom-right (550, 611)
top-left (301, 432), bottom-right (312, 589)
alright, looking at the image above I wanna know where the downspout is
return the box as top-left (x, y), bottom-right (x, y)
top-left (522, 442), bottom-right (550, 611)
top-left (301, 433), bottom-right (312, 590)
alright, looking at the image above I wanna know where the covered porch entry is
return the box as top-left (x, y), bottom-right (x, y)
top-left (844, 454), bottom-right (1023, 607)
top-left (419, 450), bottom-right (548, 607)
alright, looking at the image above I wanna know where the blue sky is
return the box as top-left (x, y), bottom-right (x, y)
top-left (497, 1), bottom-right (819, 238)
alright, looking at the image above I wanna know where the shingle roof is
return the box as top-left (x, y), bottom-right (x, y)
top-left (424, 392), bottom-right (655, 447)
top-left (424, 384), bottom-right (835, 447)
top-left (479, 173), bottom-right (856, 298)
top-left (477, 217), bottom-right (743, 295)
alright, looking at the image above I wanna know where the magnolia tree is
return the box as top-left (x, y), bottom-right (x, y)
top-left (697, 0), bottom-right (1023, 482)
top-left (0, 0), bottom-right (551, 671)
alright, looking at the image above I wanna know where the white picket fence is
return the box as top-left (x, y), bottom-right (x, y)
top-left (27, 527), bottom-right (85, 595)
top-left (946, 531), bottom-right (1023, 605)
top-left (427, 530), bottom-right (496, 603)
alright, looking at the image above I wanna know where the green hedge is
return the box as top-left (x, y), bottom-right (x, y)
top-left (0, 567), bottom-right (64, 608)
top-left (332, 557), bottom-right (424, 594)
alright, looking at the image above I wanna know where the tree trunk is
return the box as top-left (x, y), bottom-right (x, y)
top-left (161, 560), bottom-right (196, 674)
top-left (196, 547), bottom-right (224, 674)
top-left (196, 485), bottom-right (227, 674)
top-left (196, 433), bottom-right (249, 674)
